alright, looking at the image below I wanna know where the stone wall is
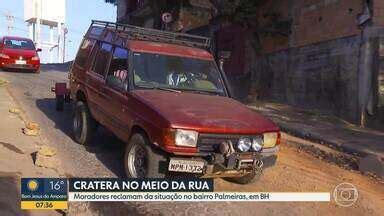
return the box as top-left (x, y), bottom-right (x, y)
top-left (242, 0), bottom-right (366, 123)
top-left (249, 35), bottom-right (361, 123)
top-left (376, 37), bottom-right (384, 125)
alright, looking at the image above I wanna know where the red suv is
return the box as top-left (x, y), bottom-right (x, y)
top-left (67, 21), bottom-right (280, 184)
top-left (0, 36), bottom-right (41, 73)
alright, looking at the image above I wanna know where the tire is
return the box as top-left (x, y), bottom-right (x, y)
top-left (72, 101), bottom-right (97, 145)
top-left (56, 95), bottom-right (64, 111)
top-left (223, 169), bottom-right (263, 185)
top-left (124, 133), bottom-right (167, 178)
top-left (34, 69), bottom-right (40, 74)
top-left (64, 93), bottom-right (71, 103)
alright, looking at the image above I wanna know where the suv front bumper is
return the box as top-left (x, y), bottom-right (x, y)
top-left (167, 146), bottom-right (278, 178)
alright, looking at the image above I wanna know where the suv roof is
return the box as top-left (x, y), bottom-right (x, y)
top-left (85, 20), bottom-right (213, 60)
top-left (128, 40), bottom-right (213, 60)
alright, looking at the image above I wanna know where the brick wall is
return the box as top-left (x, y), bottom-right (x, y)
top-left (374, 0), bottom-right (384, 26)
top-left (292, 0), bottom-right (363, 47)
top-left (257, 0), bottom-right (363, 53)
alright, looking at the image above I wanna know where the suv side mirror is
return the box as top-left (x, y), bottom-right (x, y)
top-left (36, 48), bottom-right (42, 52)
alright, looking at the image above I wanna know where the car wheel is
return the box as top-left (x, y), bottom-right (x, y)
top-left (72, 101), bottom-right (97, 145)
top-left (223, 169), bottom-right (263, 185)
top-left (34, 69), bottom-right (40, 74)
top-left (56, 95), bottom-right (64, 111)
top-left (124, 133), bottom-right (167, 178)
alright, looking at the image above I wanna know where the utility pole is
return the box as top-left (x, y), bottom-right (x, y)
top-left (62, 27), bottom-right (68, 63)
top-left (62, 32), bottom-right (66, 63)
top-left (57, 22), bottom-right (62, 63)
top-left (5, 10), bottom-right (14, 35)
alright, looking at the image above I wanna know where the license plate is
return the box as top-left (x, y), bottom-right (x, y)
top-left (168, 159), bottom-right (205, 173)
top-left (15, 60), bottom-right (26, 65)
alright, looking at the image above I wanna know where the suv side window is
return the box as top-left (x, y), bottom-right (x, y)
top-left (92, 42), bottom-right (112, 77)
top-left (74, 39), bottom-right (95, 68)
top-left (106, 47), bottom-right (129, 91)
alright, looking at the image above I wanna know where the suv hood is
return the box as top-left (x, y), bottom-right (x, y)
top-left (133, 90), bottom-right (279, 134)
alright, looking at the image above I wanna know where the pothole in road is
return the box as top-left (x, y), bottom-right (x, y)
top-left (286, 140), bottom-right (384, 182)
top-left (292, 142), bottom-right (359, 170)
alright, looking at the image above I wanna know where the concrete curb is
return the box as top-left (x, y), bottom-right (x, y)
top-left (277, 122), bottom-right (384, 178)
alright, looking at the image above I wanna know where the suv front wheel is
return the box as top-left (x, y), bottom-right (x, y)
top-left (72, 101), bottom-right (97, 145)
top-left (223, 169), bottom-right (263, 184)
top-left (124, 133), bottom-right (166, 178)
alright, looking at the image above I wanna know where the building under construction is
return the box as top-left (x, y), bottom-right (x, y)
top-left (24, 0), bottom-right (66, 63)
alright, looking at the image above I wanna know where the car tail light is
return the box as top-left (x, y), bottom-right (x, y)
top-left (32, 56), bottom-right (40, 61)
top-left (0, 53), bottom-right (10, 59)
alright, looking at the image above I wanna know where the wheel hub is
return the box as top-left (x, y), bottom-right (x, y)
top-left (127, 144), bottom-right (148, 178)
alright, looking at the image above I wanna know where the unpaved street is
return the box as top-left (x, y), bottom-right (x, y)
top-left (0, 68), bottom-right (383, 215)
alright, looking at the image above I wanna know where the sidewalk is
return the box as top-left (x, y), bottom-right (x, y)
top-left (248, 101), bottom-right (384, 178)
top-left (0, 78), bottom-right (60, 216)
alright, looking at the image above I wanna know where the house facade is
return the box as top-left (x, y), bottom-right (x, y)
top-left (114, 0), bottom-right (384, 128)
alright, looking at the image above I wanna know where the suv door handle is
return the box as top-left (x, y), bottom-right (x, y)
top-left (122, 104), bottom-right (128, 112)
top-left (98, 87), bottom-right (108, 98)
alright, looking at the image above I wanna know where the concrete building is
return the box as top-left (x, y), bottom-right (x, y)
top-left (24, 0), bottom-right (67, 63)
top-left (114, 0), bottom-right (384, 128)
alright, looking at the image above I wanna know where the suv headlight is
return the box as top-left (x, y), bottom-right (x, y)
top-left (175, 129), bottom-right (198, 147)
top-left (237, 137), bottom-right (252, 152)
top-left (252, 136), bottom-right (264, 151)
top-left (263, 132), bottom-right (279, 148)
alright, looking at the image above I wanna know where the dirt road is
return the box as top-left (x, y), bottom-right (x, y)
top-left (0, 69), bottom-right (383, 215)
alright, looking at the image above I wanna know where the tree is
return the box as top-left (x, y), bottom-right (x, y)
top-left (105, 0), bottom-right (117, 4)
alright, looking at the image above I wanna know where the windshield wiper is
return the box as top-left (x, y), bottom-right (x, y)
top-left (137, 84), bottom-right (181, 93)
top-left (180, 89), bottom-right (222, 96)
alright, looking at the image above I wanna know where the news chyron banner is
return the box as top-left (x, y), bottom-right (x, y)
top-left (69, 178), bottom-right (214, 202)
top-left (21, 178), bottom-right (331, 210)
top-left (21, 178), bottom-right (68, 210)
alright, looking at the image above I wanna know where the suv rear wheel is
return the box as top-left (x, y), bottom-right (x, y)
top-left (124, 133), bottom-right (166, 178)
top-left (72, 101), bottom-right (97, 145)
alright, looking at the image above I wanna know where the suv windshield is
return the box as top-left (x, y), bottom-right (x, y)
top-left (133, 52), bottom-right (227, 96)
top-left (4, 38), bottom-right (35, 50)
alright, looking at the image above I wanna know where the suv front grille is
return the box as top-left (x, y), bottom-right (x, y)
top-left (197, 134), bottom-right (241, 153)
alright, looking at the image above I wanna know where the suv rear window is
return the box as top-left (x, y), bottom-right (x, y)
top-left (106, 47), bottom-right (129, 91)
top-left (4, 38), bottom-right (35, 50)
top-left (92, 42), bottom-right (113, 76)
top-left (74, 39), bottom-right (95, 68)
